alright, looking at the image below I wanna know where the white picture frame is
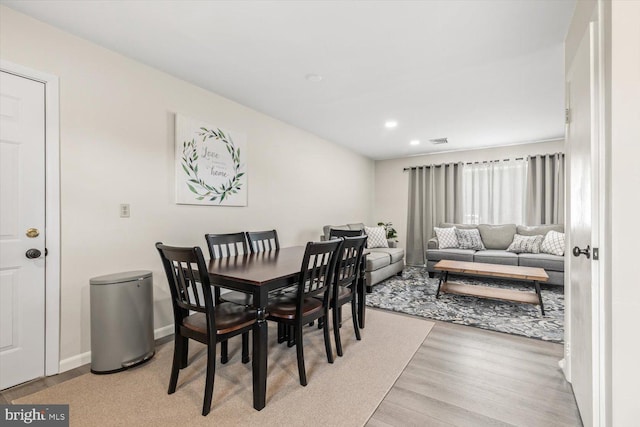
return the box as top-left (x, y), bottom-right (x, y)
top-left (175, 114), bottom-right (247, 206)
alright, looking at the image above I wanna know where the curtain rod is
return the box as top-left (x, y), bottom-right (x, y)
top-left (402, 152), bottom-right (563, 172)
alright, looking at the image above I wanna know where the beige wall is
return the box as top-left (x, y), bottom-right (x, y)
top-left (373, 140), bottom-right (565, 252)
top-left (0, 7), bottom-right (374, 363)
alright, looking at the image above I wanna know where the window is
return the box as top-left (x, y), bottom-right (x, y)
top-left (461, 159), bottom-right (527, 225)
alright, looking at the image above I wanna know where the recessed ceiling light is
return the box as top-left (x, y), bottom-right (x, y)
top-left (384, 120), bottom-right (398, 129)
top-left (410, 140), bottom-right (420, 146)
top-left (305, 73), bottom-right (323, 82)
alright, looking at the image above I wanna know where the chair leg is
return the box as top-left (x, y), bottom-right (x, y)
top-left (179, 336), bottom-right (189, 369)
top-left (202, 339), bottom-right (216, 416)
top-left (287, 326), bottom-right (295, 347)
top-left (220, 340), bottom-right (229, 364)
top-left (323, 312), bottom-right (334, 364)
top-left (241, 332), bottom-right (250, 364)
top-left (351, 299), bottom-right (361, 341)
top-left (333, 306), bottom-right (343, 357)
top-left (295, 326), bottom-right (307, 386)
top-left (338, 307), bottom-right (343, 328)
top-left (169, 335), bottom-right (183, 394)
top-left (277, 323), bottom-right (285, 343)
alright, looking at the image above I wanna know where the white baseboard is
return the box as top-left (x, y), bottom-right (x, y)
top-left (59, 351), bottom-right (91, 373)
top-left (58, 324), bottom-right (175, 373)
top-left (154, 324), bottom-right (174, 340)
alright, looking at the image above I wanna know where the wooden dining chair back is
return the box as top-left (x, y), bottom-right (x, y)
top-left (156, 242), bottom-right (256, 416)
top-left (331, 235), bottom-right (367, 356)
top-left (204, 232), bottom-right (249, 259)
top-left (204, 232), bottom-right (250, 301)
top-left (246, 229), bottom-right (280, 253)
top-left (204, 232), bottom-right (252, 363)
top-left (266, 239), bottom-right (342, 386)
top-left (329, 228), bottom-right (364, 239)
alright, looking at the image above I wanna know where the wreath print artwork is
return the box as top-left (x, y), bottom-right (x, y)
top-left (175, 115), bottom-right (247, 206)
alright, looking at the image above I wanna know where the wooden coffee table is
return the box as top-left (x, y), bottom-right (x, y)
top-left (434, 260), bottom-right (549, 315)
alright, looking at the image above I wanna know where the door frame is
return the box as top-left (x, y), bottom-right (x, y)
top-left (0, 60), bottom-right (60, 377)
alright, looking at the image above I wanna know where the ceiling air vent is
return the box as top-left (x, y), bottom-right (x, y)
top-left (429, 137), bottom-right (448, 145)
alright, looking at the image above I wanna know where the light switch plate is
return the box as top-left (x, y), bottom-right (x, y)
top-left (120, 204), bottom-right (130, 218)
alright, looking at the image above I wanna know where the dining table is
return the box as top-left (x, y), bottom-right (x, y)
top-left (207, 245), bottom-right (367, 411)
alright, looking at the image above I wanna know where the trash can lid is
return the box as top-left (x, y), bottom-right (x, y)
top-left (90, 270), bottom-right (152, 285)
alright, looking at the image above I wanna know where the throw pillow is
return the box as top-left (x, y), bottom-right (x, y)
top-left (455, 228), bottom-right (485, 250)
top-left (540, 230), bottom-right (565, 256)
top-left (507, 234), bottom-right (544, 254)
top-left (364, 225), bottom-right (389, 248)
top-left (434, 227), bottom-right (458, 249)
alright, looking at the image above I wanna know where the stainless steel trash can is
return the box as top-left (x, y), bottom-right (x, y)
top-left (90, 270), bottom-right (155, 374)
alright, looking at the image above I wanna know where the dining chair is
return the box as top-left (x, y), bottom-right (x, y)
top-left (156, 242), bottom-right (256, 416)
top-left (245, 228), bottom-right (297, 344)
top-left (204, 232), bottom-right (253, 364)
top-left (266, 239), bottom-right (342, 386)
top-left (246, 229), bottom-right (280, 253)
top-left (314, 229), bottom-right (366, 331)
top-left (330, 235), bottom-right (367, 356)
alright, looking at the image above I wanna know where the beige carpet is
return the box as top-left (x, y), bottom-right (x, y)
top-left (16, 309), bottom-right (433, 426)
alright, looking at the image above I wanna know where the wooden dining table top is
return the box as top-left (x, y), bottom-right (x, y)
top-left (207, 245), bottom-right (306, 285)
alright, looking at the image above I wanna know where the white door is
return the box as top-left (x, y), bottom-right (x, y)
top-left (566, 23), bottom-right (599, 427)
top-left (0, 71), bottom-right (46, 389)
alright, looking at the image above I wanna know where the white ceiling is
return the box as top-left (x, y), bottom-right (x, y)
top-left (3, 0), bottom-right (576, 160)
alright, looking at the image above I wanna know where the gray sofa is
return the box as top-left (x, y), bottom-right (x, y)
top-left (322, 223), bottom-right (404, 290)
top-left (426, 223), bottom-right (565, 286)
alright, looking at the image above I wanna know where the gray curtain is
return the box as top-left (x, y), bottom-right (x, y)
top-left (406, 163), bottom-right (463, 266)
top-left (525, 153), bottom-right (565, 225)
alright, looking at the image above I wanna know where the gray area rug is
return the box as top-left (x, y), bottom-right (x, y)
top-left (366, 266), bottom-right (564, 343)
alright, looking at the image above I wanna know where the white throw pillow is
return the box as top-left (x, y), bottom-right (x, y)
top-left (364, 226), bottom-right (389, 248)
top-left (541, 230), bottom-right (565, 256)
top-left (434, 227), bottom-right (458, 249)
top-left (507, 234), bottom-right (544, 254)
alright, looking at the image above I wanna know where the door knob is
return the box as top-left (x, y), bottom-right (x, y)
top-left (26, 248), bottom-right (42, 259)
top-left (572, 245), bottom-right (590, 259)
top-left (26, 228), bottom-right (40, 238)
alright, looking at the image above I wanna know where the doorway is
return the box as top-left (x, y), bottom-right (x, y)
top-left (0, 61), bottom-right (60, 388)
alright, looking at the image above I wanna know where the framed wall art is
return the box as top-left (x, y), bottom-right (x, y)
top-left (175, 114), bottom-right (247, 206)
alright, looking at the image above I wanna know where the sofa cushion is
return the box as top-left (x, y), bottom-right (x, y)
top-left (348, 223), bottom-right (365, 231)
top-left (370, 247), bottom-right (404, 264)
top-left (425, 248), bottom-right (475, 262)
top-left (517, 224), bottom-right (564, 236)
top-left (473, 250), bottom-right (519, 266)
top-left (507, 234), bottom-right (544, 254)
top-left (434, 227), bottom-right (458, 249)
top-left (477, 224), bottom-right (517, 250)
top-left (364, 250), bottom-right (391, 271)
top-left (518, 253), bottom-right (565, 272)
top-left (455, 228), bottom-right (486, 250)
top-left (541, 230), bottom-right (565, 256)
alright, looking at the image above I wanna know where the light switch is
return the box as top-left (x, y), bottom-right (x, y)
top-left (120, 204), bottom-right (130, 218)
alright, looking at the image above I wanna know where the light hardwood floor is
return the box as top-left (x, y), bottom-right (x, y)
top-left (1, 316), bottom-right (581, 426)
top-left (367, 317), bottom-right (582, 426)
